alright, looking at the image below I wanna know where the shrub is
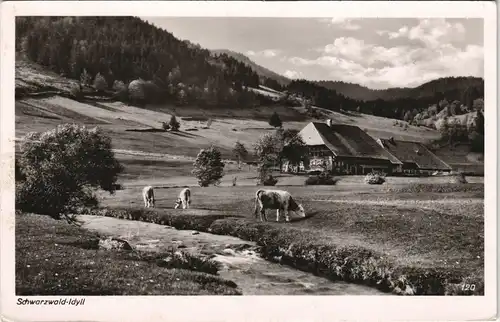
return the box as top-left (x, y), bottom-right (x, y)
top-left (449, 172), bottom-right (468, 184)
top-left (260, 175), bottom-right (278, 186)
top-left (162, 122), bottom-right (170, 131)
top-left (169, 115), bottom-right (180, 131)
top-left (268, 111), bottom-right (282, 128)
top-left (16, 124), bottom-right (123, 220)
top-left (112, 80), bottom-right (128, 101)
top-left (192, 145), bottom-right (225, 187)
top-left (69, 84), bottom-right (83, 101)
top-left (305, 171), bottom-right (339, 185)
top-left (15, 159), bottom-right (26, 182)
top-left (93, 73), bottom-right (108, 92)
top-left (364, 172), bottom-right (386, 185)
top-left (128, 79), bottom-right (146, 103)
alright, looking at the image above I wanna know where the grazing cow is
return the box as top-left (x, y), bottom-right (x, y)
top-left (142, 186), bottom-right (155, 208)
top-left (254, 189), bottom-right (306, 222)
top-left (174, 188), bottom-right (191, 209)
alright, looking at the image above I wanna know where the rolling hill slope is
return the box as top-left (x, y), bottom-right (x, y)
top-left (315, 77), bottom-right (484, 102)
top-left (15, 59), bottom-right (443, 163)
top-left (211, 49), bottom-right (291, 87)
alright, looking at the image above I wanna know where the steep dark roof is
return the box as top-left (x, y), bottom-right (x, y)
top-left (311, 122), bottom-right (402, 164)
top-left (378, 138), bottom-right (452, 170)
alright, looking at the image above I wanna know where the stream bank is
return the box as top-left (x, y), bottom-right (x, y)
top-left (79, 215), bottom-right (385, 295)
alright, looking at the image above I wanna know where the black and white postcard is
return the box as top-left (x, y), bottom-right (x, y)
top-left (0, 1), bottom-right (497, 321)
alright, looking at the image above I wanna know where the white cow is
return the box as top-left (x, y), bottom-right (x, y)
top-left (254, 189), bottom-right (306, 222)
top-left (142, 186), bottom-right (155, 208)
top-left (174, 188), bottom-right (191, 209)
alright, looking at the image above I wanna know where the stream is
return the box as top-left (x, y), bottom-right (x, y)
top-left (78, 215), bottom-right (385, 295)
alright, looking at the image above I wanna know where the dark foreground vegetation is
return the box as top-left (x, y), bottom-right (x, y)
top-left (16, 213), bottom-right (240, 295)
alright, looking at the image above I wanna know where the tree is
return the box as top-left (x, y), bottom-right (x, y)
top-left (192, 145), bottom-right (225, 187)
top-left (253, 131), bottom-right (284, 183)
top-left (269, 112), bottom-right (282, 128)
top-left (128, 79), bottom-right (146, 104)
top-left (80, 68), bottom-right (91, 87)
top-left (16, 124), bottom-right (123, 220)
top-left (403, 110), bottom-right (412, 122)
top-left (169, 115), bottom-right (180, 131)
top-left (277, 129), bottom-right (307, 171)
top-left (233, 141), bottom-right (248, 170)
top-left (473, 98), bottom-right (484, 112)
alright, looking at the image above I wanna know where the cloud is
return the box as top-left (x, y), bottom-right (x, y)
top-left (289, 40), bottom-right (483, 89)
top-left (246, 49), bottom-right (282, 58)
top-left (283, 70), bottom-right (304, 79)
top-left (377, 19), bottom-right (466, 48)
top-left (318, 37), bottom-right (412, 68)
top-left (320, 18), bottom-right (362, 30)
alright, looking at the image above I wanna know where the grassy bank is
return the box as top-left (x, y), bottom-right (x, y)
top-left (16, 213), bottom-right (240, 295)
top-left (85, 203), bottom-right (483, 295)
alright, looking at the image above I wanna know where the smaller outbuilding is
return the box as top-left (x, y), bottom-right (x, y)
top-left (376, 137), bottom-right (452, 175)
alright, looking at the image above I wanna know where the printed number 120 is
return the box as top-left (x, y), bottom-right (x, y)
top-left (462, 284), bottom-right (476, 291)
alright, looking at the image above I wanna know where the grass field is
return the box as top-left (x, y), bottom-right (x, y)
top-left (16, 213), bottom-right (241, 295)
top-left (14, 58), bottom-right (484, 295)
top-left (88, 155), bottom-right (484, 295)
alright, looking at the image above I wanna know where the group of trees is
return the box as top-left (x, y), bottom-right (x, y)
top-left (437, 109), bottom-right (484, 153)
top-left (15, 17), bottom-right (272, 108)
top-left (16, 17), bottom-right (485, 123)
top-left (286, 77), bottom-right (484, 121)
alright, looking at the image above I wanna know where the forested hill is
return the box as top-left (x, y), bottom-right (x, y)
top-left (15, 16), bottom-right (281, 107)
top-left (315, 77), bottom-right (484, 102)
top-left (15, 16), bottom-right (484, 122)
top-left (210, 49), bottom-right (291, 88)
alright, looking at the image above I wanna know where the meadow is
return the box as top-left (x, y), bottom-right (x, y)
top-left (83, 147), bottom-right (484, 296)
top-left (16, 213), bottom-right (241, 295)
top-left (14, 59), bottom-right (484, 295)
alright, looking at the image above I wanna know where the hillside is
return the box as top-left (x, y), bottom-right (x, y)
top-left (316, 77), bottom-right (484, 102)
top-left (15, 16), bottom-right (277, 109)
top-left (211, 49), bottom-right (291, 87)
top-left (15, 59), bottom-right (443, 163)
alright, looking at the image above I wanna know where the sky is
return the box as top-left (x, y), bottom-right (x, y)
top-left (143, 17), bottom-right (484, 90)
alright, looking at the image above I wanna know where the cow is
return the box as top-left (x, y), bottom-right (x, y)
top-left (254, 189), bottom-right (306, 222)
top-left (142, 186), bottom-right (155, 208)
top-left (174, 188), bottom-right (191, 209)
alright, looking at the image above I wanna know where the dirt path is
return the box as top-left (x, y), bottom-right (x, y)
top-left (78, 215), bottom-right (386, 295)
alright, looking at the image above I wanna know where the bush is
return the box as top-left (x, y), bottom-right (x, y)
top-left (449, 172), bottom-right (468, 184)
top-left (192, 145), bottom-right (225, 187)
top-left (128, 79), bottom-right (146, 103)
top-left (305, 171), bottom-right (339, 185)
top-left (93, 73), bottom-right (108, 92)
top-left (16, 124), bottom-right (123, 219)
top-left (364, 172), bottom-right (386, 185)
top-left (162, 122), bottom-right (170, 131)
top-left (112, 80), bottom-right (128, 101)
top-left (268, 111), bottom-right (282, 128)
top-left (260, 175), bottom-right (278, 186)
top-left (69, 84), bottom-right (83, 101)
top-left (15, 158), bottom-right (26, 182)
top-left (169, 115), bottom-right (180, 131)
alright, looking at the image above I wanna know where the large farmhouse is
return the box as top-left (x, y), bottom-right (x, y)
top-left (293, 120), bottom-right (403, 175)
top-left (283, 120), bottom-right (453, 175)
top-left (376, 138), bottom-right (452, 175)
